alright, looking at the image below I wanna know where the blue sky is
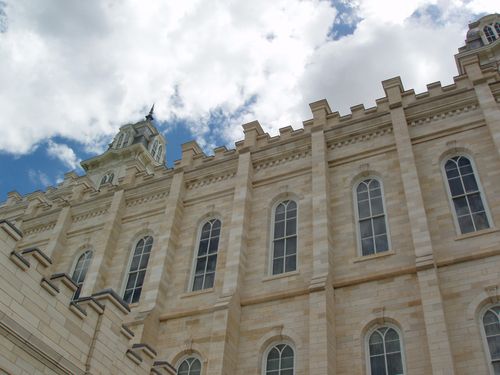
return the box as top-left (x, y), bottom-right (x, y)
top-left (0, 0), bottom-right (496, 201)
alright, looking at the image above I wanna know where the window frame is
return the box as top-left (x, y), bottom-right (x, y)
top-left (268, 198), bottom-right (299, 276)
top-left (440, 154), bottom-right (493, 236)
top-left (261, 341), bottom-right (296, 375)
top-left (176, 354), bottom-right (203, 375)
top-left (479, 304), bottom-right (500, 375)
top-left (188, 217), bottom-right (222, 292)
top-left (364, 323), bottom-right (407, 375)
top-left (352, 177), bottom-right (392, 257)
top-left (100, 171), bottom-right (114, 186)
top-left (120, 235), bottom-right (154, 305)
top-left (69, 249), bottom-right (93, 299)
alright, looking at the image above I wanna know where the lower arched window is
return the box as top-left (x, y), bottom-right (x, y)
top-left (71, 250), bottom-right (93, 299)
top-left (177, 357), bottom-right (201, 375)
top-left (367, 326), bottom-right (405, 375)
top-left (481, 306), bottom-right (500, 374)
top-left (265, 344), bottom-right (294, 375)
top-left (123, 236), bottom-right (153, 304)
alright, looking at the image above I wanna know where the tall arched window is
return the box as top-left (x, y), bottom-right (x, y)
top-left (271, 200), bottom-right (297, 275)
top-left (71, 250), bottom-right (93, 299)
top-left (177, 357), bottom-right (201, 375)
top-left (264, 344), bottom-right (294, 375)
top-left (151, 139), bottom-right (159, 157)
top-left (192, 219), bottom-right (221, 291)
top-left (367, 326), bottom-right (405, 375)
top-left (123, 236), bottom-right (153, 304)
top-left (355, 179), bottom-right (389, 256)
top-left (444, 156), bottom-right (490, 234)
top-left (484, 25), bottom-right (497, 43)
top-left (156, 144), bottom-right (163, 163)
top-left (481, 305), bottom-right (500, 374)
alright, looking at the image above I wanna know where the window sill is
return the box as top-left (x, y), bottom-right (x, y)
top-left (128, 302), bottom-right (139, 309)
top-left (454, 227), bottom-right (499, 241)
top-left (180, 287), bottom-right (214, 299)
top-left (352, 250), bottom-right (394, 263)
top-left (262, 270), bottom-right (300, 282)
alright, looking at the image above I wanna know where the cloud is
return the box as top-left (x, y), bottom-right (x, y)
top-left (46, 140), bottom-right (81, 170)
top-left (0, 0), bottom-right (493, 156)
top-left (28, 169), bottom-right (51, 187)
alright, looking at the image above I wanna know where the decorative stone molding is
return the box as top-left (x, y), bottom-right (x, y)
top-left (126, 191), bottom-right (168, 207)
top-left (186, 171), bottom-right (236, 190)
top-left (409, 103), bottom-right (478, 127)
top-left (23, 221), bottom-right (57, 236)
top-left (328, 127), bottom-right (393, 150)
top-left (253, 149), bottom-right (311, 171)
top-left (72, 206), bottom-right (110, 223)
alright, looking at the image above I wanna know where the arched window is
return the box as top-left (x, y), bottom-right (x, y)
top-left (481, 305), bottom-right (500, 374)
top-left (71, 250), bottom-right (93, 299)
top-left (355, 179), bottom-right (389, 256)
top-left (367, 326), bottom-right (405, 375)
top-left (177, 357), bottom-right (201, 375)
top-left (192, 219), bottom-right (221, 291)
top-left (115, 133), bottom-right (124, 149)
top-left (271, 200), bottom-right (297, 275)
top-left (151, 139), bottom-right (159, 157)
top-left (100, 171), bottom-right (114, 186)
top-left (156, 144), bottom-right (163, 163)
top-left (484, 25), bottom-right (497, 43)
top-left (123, 236), bottom-right (153, 304)
top-left (264, 344), bottom-right (294, 375)
top-left (495, 23), bottom-right (500, 36)
top-left (116, 131), bottom-right (130, 148)
top-left (444, 156), bottom-right (490, 234)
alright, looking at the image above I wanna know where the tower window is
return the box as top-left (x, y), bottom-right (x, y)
top-left (484, 25), bottom-right (497, 43)
top-left (100, 171), bottom-right (114, 186)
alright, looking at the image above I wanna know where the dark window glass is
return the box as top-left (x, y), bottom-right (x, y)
top-left (123, 236), bottom-right (153, 304)
top-left (272, 201), bottom-right (297, 275)
top-left (71, 250), bottom-right (93, 299)
top-left (192, 219), bottom-right (221, 291)
top-left (368, 327), bottom-right (404, 375)
top-left (266, 344), bottom-right (294, 375)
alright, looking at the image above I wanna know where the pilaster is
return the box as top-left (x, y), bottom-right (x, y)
top-left (383, 77), bottom-right (455, 375)
top-left (44, 205), bottom-right (72, 267)
top-left (308, 99), bottom-right (335, 374)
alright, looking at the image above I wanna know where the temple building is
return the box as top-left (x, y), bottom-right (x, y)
top-left (0, 13), bottom-right (500, 375)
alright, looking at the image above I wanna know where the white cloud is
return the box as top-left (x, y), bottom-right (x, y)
top-left (46, 140), bottom-right (81, 170)
top-left (28, 169), bottom-right (51, 187)
top-left (0, 0), bottom-right (493, 155)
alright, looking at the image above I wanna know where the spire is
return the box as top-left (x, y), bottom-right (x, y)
top-left (145, 103), bottom-right (155, 121)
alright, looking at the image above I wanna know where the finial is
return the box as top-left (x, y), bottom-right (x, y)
top-left (145, 103), bottom-right (155, 121)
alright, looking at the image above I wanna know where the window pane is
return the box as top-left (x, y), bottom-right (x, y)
top-left (371, 197), bottom-right (384, 216)
top-left (493, 362), bottom-right (500, 375)
top-left (123, 289), bottom-right (133, 304)
top-left (274, 222), bottom-right (285, 238)
top-left (458, 215), bottom-right (474, 234)
top-left (285, 255), bottom-right (296, 272)
top-left (358, 201), bottom-right (371, 219)
top-left (362, 238), bottom-right (375, 256)
top-left (357, 190), bottom-right (369, 201)
top-left (198, 240), bottom-right (209, 255)
top-left (445, 161), bottom-right (459, 178)
top-left (131, 287), bottom-right (142, 303)
top-left (287, 200), bottom-right (297, 211)
top-left (285, 218), bottom-right (296, 236)
top-left (386, 352), bottom-right (404, 375)
top-left (372, 216), bottom-right (386, 235)
top-left (462, 174), bottom-right (478, 192)
top-left (370, 355), bottom-right (386, 375)
top-left (360, 220), bottom-right (373, 238)
top-left (192, 275), bottom-right (203, 291)
top-left (370, 187), bottom-right (382, 198)
top-left (274, 239), bottom-right (285, 258)
top-left (191, 359), bottom-right (201, 372)
top-left (267, 348), bottom-right (279, 360)
top-left (473, 212), bottom-right (489, 231)
top-left (281, 370), bottom-right (293, 375)
top-left (136, 270), bottom-right (146, 288)
top-left (468, 193), bottom-right (485, 213)
top-left (267, 358), bottom-right (279, 370)
top-left (139, 253), bottom-right (150, 269)
top-left (286, 237), bottom-right (297, 255)
top-left (206, 255), bottom-right (217, 272)
top-left (375, 235), bottom-right (388, 252)
top-left (195, 258), bottom-right (206, 274)
top-left (133, 239), bottom-right (144, 256)
top-left (448, 177), bottom-right (464, 196)
top-left (208, 237), bottom-right (219, 253)
top-left (126, 272), bottom-right (137, 289)
top-left (488, 336), bottom-right (500, 360)
top-left (204, 273), bottom-right (215, 289)
top-left (369, 332), bottom-right (384, 355)
top-left (272, 258), bottom-right (284, 275)
top-left (484, 311), bottom-right (499, 326)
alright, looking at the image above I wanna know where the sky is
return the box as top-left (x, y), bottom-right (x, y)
top-left (0, 0), bottom-right (497, 201)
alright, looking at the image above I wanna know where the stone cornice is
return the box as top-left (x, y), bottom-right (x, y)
top-left (185, 171), bottom-right (236, 190)
top-left (126, 190), bottom-right (169, 207)
top-left (408, 102), bottom-right (479, 127)
top-left (253, 146), bottom-right (311, 172)
top-left (327, 126), bottom-right (393, 150)
top-left (72, 206), bottom-right (110, 223)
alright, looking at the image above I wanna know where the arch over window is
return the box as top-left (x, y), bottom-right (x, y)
top-left (264, 344), bottom-right (294, 375)
top-left (177, 357), bottom-right (201, 375)
top-left (271, 200), bottom-right (297, 275)
top-left (355, 179), bottom-right (389, 256)
top-left (481, 305), bottom-right (500, 374)
top-left (443, 156), bottom-right (490, 234)
top-left (123, 236), bottom-right (153, 304)
top-left (192, 219), bottom-right (221, 291)
top-left (367, 326), bottom-right (405, 375)
top-left (71, 250), bottom-right (93, 299)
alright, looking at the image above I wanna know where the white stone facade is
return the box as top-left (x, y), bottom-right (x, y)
top-left (1, 14), bottom-right (500, 375)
